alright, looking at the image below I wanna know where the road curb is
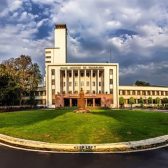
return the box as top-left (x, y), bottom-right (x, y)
top-left (0, 134), bottom-right (168, 153)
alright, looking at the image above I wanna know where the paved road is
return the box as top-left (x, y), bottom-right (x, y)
top-left (0, 145), bottom-right (168, 168)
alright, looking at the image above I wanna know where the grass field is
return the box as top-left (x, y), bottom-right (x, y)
top-left (0, 109), bottom-right (168, 144)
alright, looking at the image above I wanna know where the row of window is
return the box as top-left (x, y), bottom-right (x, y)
top-left (51, 69), bottom-right (104, 77)
top-left (52, 90), bottom-right (109, 95)
top-left (120, 90), bottom-right (168, 96)
top-left (124, 98), bottom-right (165, 104)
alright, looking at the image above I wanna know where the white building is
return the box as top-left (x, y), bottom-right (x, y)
top-left (34, 24), bottom-right (168, 108)
top-left (45, 24), bottom-right (119, 108)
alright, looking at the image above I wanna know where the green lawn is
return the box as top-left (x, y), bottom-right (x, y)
top-left (0, 109), bottom-right (168, 144)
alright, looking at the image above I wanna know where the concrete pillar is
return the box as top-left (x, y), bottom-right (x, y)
top-left (84, 69), bottom-right (86, 93)
top-left (70, 98), bottom-right (72, 107)
top-left (97, 69), bottom-right (99, 94)
top-left (93, 98), bottom-right (95, 107)
top-left (65, 69), bottom-right (67, 94)
top-left (78, 69), bottom-right (80, 93)
top-left (85, 99), bottom-right (87, 107)
top-left (72, 70), bottom-right (74, 94)
top-left (90, 69), bottom-right (93, 93)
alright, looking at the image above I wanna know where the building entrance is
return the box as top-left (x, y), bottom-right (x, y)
top-left (64, 98), bottom-right (70, 107)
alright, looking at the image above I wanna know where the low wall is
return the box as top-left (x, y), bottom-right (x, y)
top-left (0, 134), bottom-right (168, 153)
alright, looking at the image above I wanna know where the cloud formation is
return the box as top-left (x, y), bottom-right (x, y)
top-left (0, 0), bottom-right (168, 85)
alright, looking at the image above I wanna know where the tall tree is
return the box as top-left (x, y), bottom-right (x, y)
top-left (119, 97), bottom-right (125, 108)
top-left (1, 55), bottom-right (42, 106)
top-left (139, 97), bottom-right (144, 108)
top-left (129, 97), bottom-right (135, 109)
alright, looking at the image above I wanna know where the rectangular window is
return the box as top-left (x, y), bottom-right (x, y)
top-left (93, 73), bottom-right (96, 77)
top-left (137, 91), bottom-right (140, 95)
top-left (81, 81), bottom-right (84, 86)
top-left (45, 51), bottom-right (51, 54)
top-left (52, 79), bottom-right (55, 85)
top-left (86, 73), bottom-right (90, 77)
top-left (75, 82), bottom-right (78, 86)
top-left (81, 72), bottom-right (84, 77)
top-left (69, 82), bottom-right (72, 86)
top-left (110, 89), bottom-right (113, 94)
top-left (51, 69), bottom-right (55, 75)
top-left (75, 72), bottom-right (78, 77)
top-left (99, 82), bottom-right (101, 86)
top-left (69, 72), bottom-right (72, 77)
top-left (63, 82), bottom-right (65, 87)
top-left (52, 89), bottom-right (55, 95)
top-left (87, 81), bottom-right (89, 86)
top-left (93, 82), bottom-right (95, 86)
top-left (46, 56), bottom-right (51, 58)
top-left (132, 90), bottom-right (135, 95)
top-left (110, 79), bottom-right (113, 84)
top-left (109, 69), bottom-right (113, 75)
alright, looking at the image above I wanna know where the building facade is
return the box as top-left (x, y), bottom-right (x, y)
top-left (35, 24), bottom-right (168, 108)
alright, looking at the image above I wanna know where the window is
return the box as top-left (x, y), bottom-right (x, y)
top-left (93, 73), bottom-right (96, 77)
top-left (109, 69), bottom-right (113, 75)
top-left (51, 69), bottom-right (55, 75)
top-left (69, 72), bottom-right (72, 77)
top-left (52, 79), bottom-right (55, 85)
top-left (99, 91), bottom-right (101, 94)
top-left (75, 82), bottom-right (78, 86)
top-left (110, 89), bottom-right (113, 94)
top-left (69, 82), bottom-right (72, 86)
top-left (52, 99), bottom-right (55, 105)
top-left (99, 72), bottom-right (102, 77)
top-left (75, 72), bottom-right (78, 77)
top-left (63, 82), bottom-right (65, 86)
top-left (127, 90), bottom-right (130, 95)
top-left (93, 82), bottom-right (95, 86)
top-left (99, 82), bottom-right (101, 86)
top-left (86, 73), bottom-right (90, 77)
top-left (132, 90), bottom-right (135, 95)
top-left (93, 91), bottom-right (95, 94)
top-left (81, 81), bottom-right (84, 86)
top-left (46, 56), bottom-right (51, 58)
top-left (81, 72), bottom-right (84, 77)
top-left (87, 81), bottom-right (89, 86)
top-left (45, 51), bottom-right (51, 54)
top-left (137, 91), bottom-right (140, 95)
top-left (52, 89), bottom-right (55, 95)
top-left (110, 79), bottom-right (113, 84)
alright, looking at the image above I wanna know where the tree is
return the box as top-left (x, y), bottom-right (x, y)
top-left (0, 74), bottom-right (20, 106)
top-left (148, 97), bottom-right (153, 106)
top-left (129, 97), bottom-right (135, 109)
top-left (1, 55), bottom-right (42, 106)
top-left (119, 97), bottom-right (125, 108)
top-left (155, 97), bottom-right (160, 107)
top-left (162, 98), bottom-right (168, 107)
top-left (139, 97), bottom-right (144, 108)
top-left (135, 80), bottom-right (150, 86)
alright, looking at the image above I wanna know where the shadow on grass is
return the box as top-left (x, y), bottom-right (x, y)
top-left (0, 108), bottom-right (73, 128)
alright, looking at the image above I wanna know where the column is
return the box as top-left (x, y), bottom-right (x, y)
top-left (90, 69), bottom-right (93, 93)
top-left (93, 98), bottom-right (95, 107)
top-left (97, 69), bottom-right (99, 94)
top-left (84, 69), bottom-right (86, 93)
top-left (65, 69), bottom-right (68, 94)
top-left (85, 99), bottom-right (87, 107)
top-left (78, 69), bottom-right (80, 93)
top-left (70, 98), bottom-right (72, 107)
top-left (72, 70), bottom-right (74, 94)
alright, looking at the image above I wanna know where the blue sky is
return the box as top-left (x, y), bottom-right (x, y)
top-left (0, 0), bottom-right (168, 85)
